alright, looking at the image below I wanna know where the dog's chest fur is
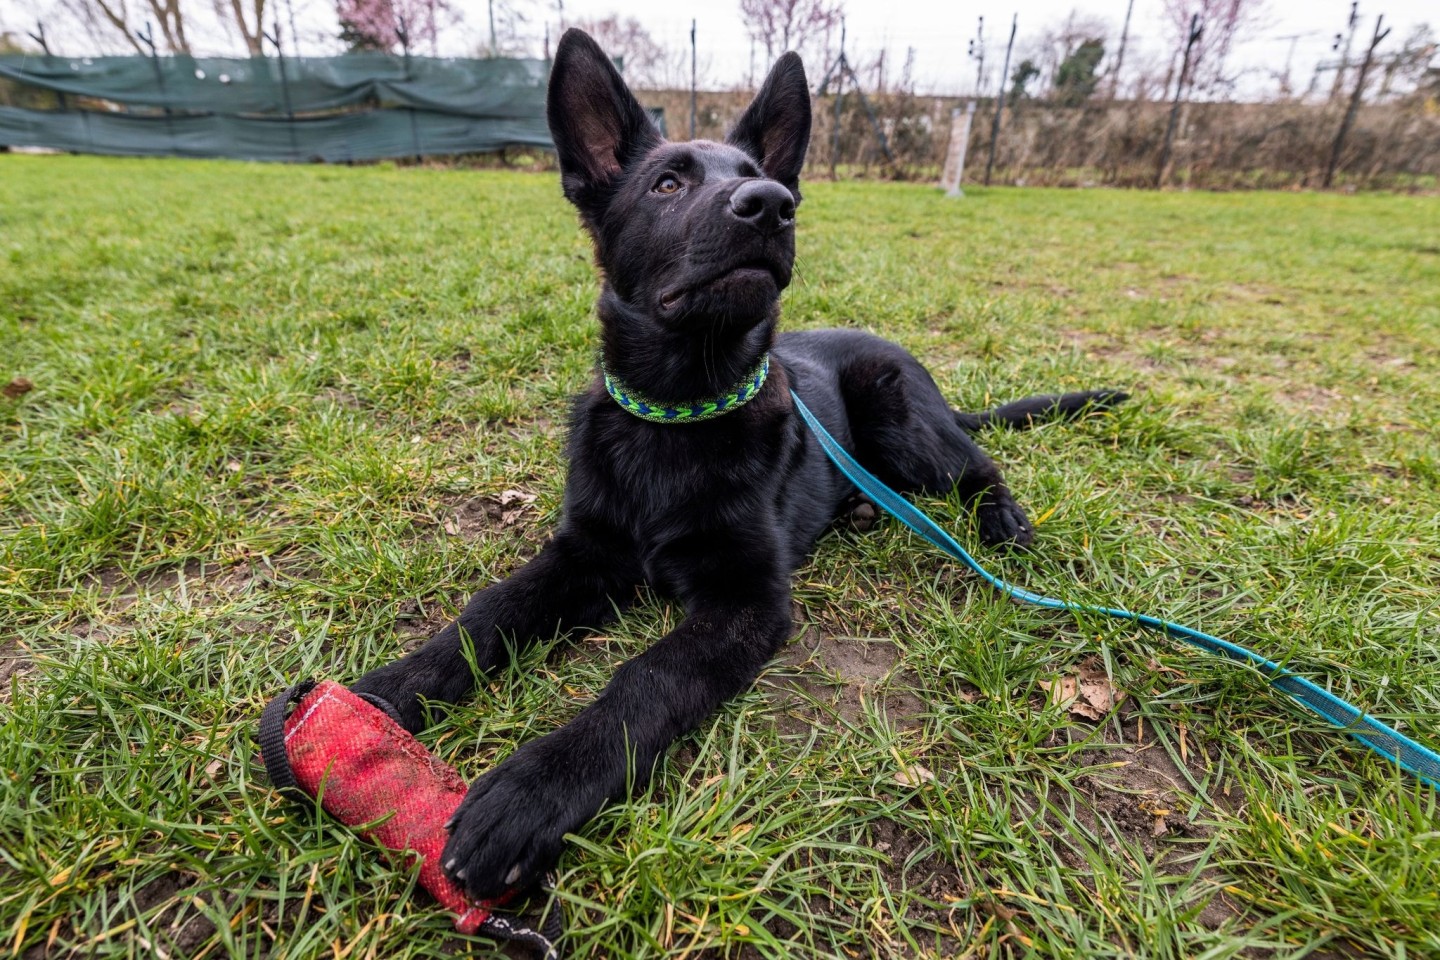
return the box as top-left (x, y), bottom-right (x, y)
top-left (560, 374), bottom-right (815, 581)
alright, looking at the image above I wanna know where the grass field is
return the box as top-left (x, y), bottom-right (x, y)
top-left (2, 155), bottom-right (1439, 959)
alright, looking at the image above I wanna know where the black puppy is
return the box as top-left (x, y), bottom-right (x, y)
top-left (352, 29), bottom-right (1124, 901)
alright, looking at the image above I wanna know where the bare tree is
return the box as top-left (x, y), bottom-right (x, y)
top-left (217, 0), bottom-right (267, 56)
top-left (571, 15), bottom-right (673, 88)
top-left (1162, 0), bottom-right (1267, 96)
top-left (56, 0), bottom-right (190, 55)
top-left (485, 0), bottom-right (532, 57)
top-left (738, 0), bottom-right (842, 68)
top-left (1379, 23), bottom-right (1437, 99)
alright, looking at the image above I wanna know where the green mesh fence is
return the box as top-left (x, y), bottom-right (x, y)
top-left (0, 52), bottom-right (555, 161)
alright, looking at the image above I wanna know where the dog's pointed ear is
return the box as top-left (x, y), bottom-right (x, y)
top-left (727, 52), bottom-right (812, 195)
top-left (547, 28), bottom-right (662, 214)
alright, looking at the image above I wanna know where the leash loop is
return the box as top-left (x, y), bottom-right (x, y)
top-left (790, 389), bottom-right (1440, 789)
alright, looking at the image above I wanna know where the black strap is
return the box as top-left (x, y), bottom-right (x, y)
top-left (355, 691), bottom-right (405, 726)
top-left (258, 679), bottom-right (316, 803)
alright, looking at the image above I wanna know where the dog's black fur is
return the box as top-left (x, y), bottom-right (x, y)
top-left (351, 29), bottom-right (1126, 901)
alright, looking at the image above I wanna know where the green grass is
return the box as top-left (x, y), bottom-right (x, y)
top-left (2, 155), bottom-right (1439, 959)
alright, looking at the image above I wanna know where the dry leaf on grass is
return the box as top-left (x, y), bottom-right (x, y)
top-left (1141, 799), bottom-right (1171, 837)
top-left (893, 763), bottom-right (935, 787)
top-left (497, 488), bottom-right (537, 526)
top-left (1038, 659), bottom-right (1125, 721)
top-left (445, 490), bottom-right (538, 534)
top-left (1146, 658), bottom-right (1189, 678)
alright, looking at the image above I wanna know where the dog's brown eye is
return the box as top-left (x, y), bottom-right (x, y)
top-left (654, 175), bottom-right (681, 195)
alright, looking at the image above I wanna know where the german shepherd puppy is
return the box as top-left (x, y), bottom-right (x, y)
top-left (352, 29), bottom-right (1125, 901)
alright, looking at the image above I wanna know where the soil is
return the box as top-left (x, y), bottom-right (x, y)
top-left (767, 621), bottom-right (928, 734)
top-left (0, 636), bottom-right (29, 701)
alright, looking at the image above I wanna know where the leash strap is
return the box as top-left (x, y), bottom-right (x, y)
top-left (790, 389), bottom-right (1440, 789)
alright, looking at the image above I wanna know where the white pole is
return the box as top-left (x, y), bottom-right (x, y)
top-left (940, 102), bottom-right (977, 197)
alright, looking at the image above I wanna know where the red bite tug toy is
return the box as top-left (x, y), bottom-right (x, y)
top-left (258, 680), bottom-right (560, 957)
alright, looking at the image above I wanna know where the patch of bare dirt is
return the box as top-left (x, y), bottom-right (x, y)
top-left (1061, 328), bottom-right (1168, 373)
top-left (0, 637), bottom-right (31, 701)
top-left (79, 559), bottom-right (278, 614)
top-left (20, 870), bottom-right (220, 959)
top-left (314, 386), bottom-right (364, 410)
top-left (767, 622), bottom-right (927, 734)
top-left (80, 559), bottom-right (204, 613)
top-left (717, 819), bottom-right (966, 958)
top-left (391, 595), bottom-right (458, 651)
top-left (1223, 282), bottom-right (1290, 307)
top-left (1036, 694), bottom-right (1236, 861)
top-left (440, 490), bottom-right (540, 539)
top-left (44, 559), bottom-right (288, 660)
top-left (868, 819), bottom-right (968, 952)
top-left (4, 376), bottom-right (35, 398)
top-left (1073, 739), bottom-right (1212, 854)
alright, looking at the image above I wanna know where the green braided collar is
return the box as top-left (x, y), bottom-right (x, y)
top-left (602, 353), bottom-right (770, 423)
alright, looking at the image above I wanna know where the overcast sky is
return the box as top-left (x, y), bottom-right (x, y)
top-left (2, 0), bottom-right (1434, 98)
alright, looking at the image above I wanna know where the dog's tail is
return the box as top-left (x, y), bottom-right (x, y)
top-left (955, 389), bottom-right (1129, 432)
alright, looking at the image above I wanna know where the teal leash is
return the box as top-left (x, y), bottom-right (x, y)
top-left (790, 389), bottom-right (1440, 789)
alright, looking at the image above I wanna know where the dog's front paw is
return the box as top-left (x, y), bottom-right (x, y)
top-left (977, 496), bottom-right (1033, 548)
top-left (441, 739), bottom-right (593, 901)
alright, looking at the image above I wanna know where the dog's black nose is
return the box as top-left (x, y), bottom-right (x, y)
top-left (728, 181), bottom-right (796, 233)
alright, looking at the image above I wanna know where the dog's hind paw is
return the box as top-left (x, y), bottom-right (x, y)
top-left (843, 495), bottom-right (878, 532)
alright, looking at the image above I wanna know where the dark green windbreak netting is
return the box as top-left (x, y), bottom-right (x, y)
top-left (0, 53), bottom-right (554, 161)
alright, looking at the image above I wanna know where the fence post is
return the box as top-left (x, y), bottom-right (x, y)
top-left (1156, 13), bottom-right (1201, 188)
top-left (984, 14), bottom-right (1016, 186)
top-left (135, 22), bottom-right (176, 153)
top-left (397, 17), bottom-right (423, 163)
top-left (829, 19), bottom-right (847, 177)
top-left (839, 55), bottom-right (894, 168)
top-left (1324, 15), bottom-right (1389, 189)
top-left (1110, 0), bottom-right (1134, 100)
top-left (265, 22), bottom-right (301, 162)
top-left (940, 102), bottom-right (976, 197)
top-left (689, 20), bottom-right (697, 140)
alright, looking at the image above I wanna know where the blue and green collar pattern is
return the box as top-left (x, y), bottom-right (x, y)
top-left (603, 353), bottom-right (771, 423)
